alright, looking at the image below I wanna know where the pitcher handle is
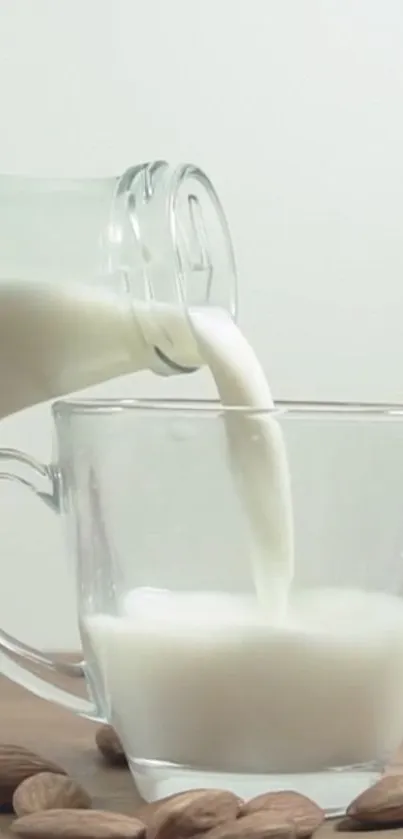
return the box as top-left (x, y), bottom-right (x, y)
top-left (0, 447), bottom-right (99, 720)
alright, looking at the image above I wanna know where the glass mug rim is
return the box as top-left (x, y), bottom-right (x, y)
top-left (52, 396), bottom-right (403, 419)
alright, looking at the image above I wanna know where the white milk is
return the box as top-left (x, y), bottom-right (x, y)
top-left (0, 280), bottom-right (203, 418)
top-left (86, 586), bottom-right (403, 773)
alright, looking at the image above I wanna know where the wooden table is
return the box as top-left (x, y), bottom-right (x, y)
top-left (0, 674), bottom-right (401, 839)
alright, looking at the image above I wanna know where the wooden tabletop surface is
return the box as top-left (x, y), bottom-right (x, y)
top-left (0, 674), bottom-right (402, 839)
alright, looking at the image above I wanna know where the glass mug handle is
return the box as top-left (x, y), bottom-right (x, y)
top-left (0, 447), bottom-right (98, 719)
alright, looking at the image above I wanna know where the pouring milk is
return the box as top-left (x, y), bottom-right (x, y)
top-left (84, 305), bottom-right (403, 777)
top-left (3, 273), bottom-right (403, 777)
top-left (0, 277), bottom-right (293, 616)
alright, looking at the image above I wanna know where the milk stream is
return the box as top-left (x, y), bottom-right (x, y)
top-left (190, 308), bottom-right (294, 618)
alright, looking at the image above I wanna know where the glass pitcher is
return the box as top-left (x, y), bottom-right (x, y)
top-left (0, 162), bottom-right (237, 418)
top-left (1, 397), bottom-right (403, 814)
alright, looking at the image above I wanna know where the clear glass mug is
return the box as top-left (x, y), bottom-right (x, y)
top-left (1, 398), bottom-right (403, 814)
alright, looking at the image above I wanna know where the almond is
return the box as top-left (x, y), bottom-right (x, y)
top-left (95, 727), bottom-right (127, 766)
top-left (347, 775), bottom-right (403, 825)
top-left (0, 745), bottom-right (66, 806)
top-left (205, 811), bottom-right (294, 839)
top-left (13, 773), bottom-right (92, 816)
top-left (147, 789), bottom-right (242, 839)
top-left (134, 793), bottom-right (195, 826)
top-left (11, 809), bottom-right (145, 839)
top-left (240, 791), bottom-right (324, 838)
top-left (135, 791), bottom-right (217, 827)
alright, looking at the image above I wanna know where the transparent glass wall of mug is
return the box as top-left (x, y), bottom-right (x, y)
top-left (1, 399), bottom-right (403, 811)
top-left (0, 163), bottom-right (237, 418)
